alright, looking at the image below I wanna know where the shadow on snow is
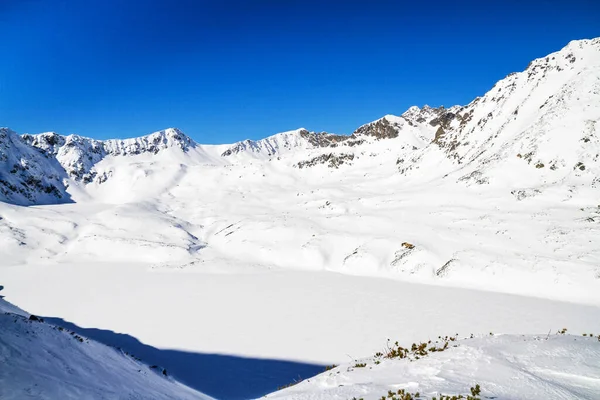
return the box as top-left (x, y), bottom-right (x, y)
top-left (43, 316), bottom-right (325, 400)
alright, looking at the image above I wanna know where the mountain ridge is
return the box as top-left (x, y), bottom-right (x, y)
top-left (1, 37), bottom-right (599, 206)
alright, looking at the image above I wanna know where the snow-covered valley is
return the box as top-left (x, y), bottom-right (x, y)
top-left (1, 38), bottom-right (600, 399)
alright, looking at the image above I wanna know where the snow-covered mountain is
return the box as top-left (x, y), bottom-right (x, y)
top-left (21, 128), bottom-right (197, 183)
top-left (398, 38), bottom-right (600, 192)
top-left (1, 38), bottom-right (599, 294)
top-left (3, 39), bottom-right (600, 204)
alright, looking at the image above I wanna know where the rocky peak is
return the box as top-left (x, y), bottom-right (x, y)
top-left (21, 132), bottom-right (66, 154)
top-left (400, 105), bottom-right (463, 127)
top-left (103, 128), bottom-right (196, 156)
top-left (353, 116), bottom-right (401, 139)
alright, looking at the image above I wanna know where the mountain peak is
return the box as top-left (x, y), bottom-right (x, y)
top-left (104, 127), bottom-right (196, 155)
top-left (220, 128), bottom-right (316, 157)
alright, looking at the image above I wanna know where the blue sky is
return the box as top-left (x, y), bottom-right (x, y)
top-left (1, 0), bottom-right (599, 143)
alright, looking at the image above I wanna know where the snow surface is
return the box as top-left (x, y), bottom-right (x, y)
top-left (0, 296), bottom-right (211, 399)
top-left (268, 333), bottom-right (600, 400)
top-left (1, 38), bottom-right (600, 399)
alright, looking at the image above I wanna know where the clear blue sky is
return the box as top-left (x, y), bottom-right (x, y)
top-left (1, 0), bottom-right (599, 143)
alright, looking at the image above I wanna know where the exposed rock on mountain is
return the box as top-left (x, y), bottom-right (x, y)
top-left (22, 132), bottom-right (106, 183)
top-left (298, 130), bottom-right (352, 148)
top-left (404, 37), bottom-right (600, 189)
top-left (353, 116), bottom-right (401, 139)
top-left (0, 128), bottom-right (69, 205)
top-left (295, 153), bottom-right (355, 169)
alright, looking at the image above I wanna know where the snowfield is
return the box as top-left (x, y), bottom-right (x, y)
top-left (1, 38), bottom-right (600, 399)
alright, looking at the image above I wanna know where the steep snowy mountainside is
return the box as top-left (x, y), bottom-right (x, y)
top-left (0, 296), bottom-right (211, 400)
top-left (22, 132), bottom-right (106, 183)
top-left (0, 128), bottom-right (69, 205)
top-left (400, 38), bottom-right (600, 190)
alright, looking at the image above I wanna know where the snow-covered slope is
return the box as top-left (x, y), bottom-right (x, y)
top-left (0, 296), bottom-right (210, 400)
top-left (400, 38), bottom-right (600, 190)
top-left (268, 333), bottom-right (600, 400)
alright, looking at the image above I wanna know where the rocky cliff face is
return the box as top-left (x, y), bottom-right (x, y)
top-left (22, 132), bottom-right (106, 183)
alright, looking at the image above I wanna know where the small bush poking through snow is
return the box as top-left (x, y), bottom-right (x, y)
top-left (431, 384), bottom-right (482, 400)
top-left (378, 335), bottom-right (458, 361)
top-left (350, 384), bottom-right (483, 400)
